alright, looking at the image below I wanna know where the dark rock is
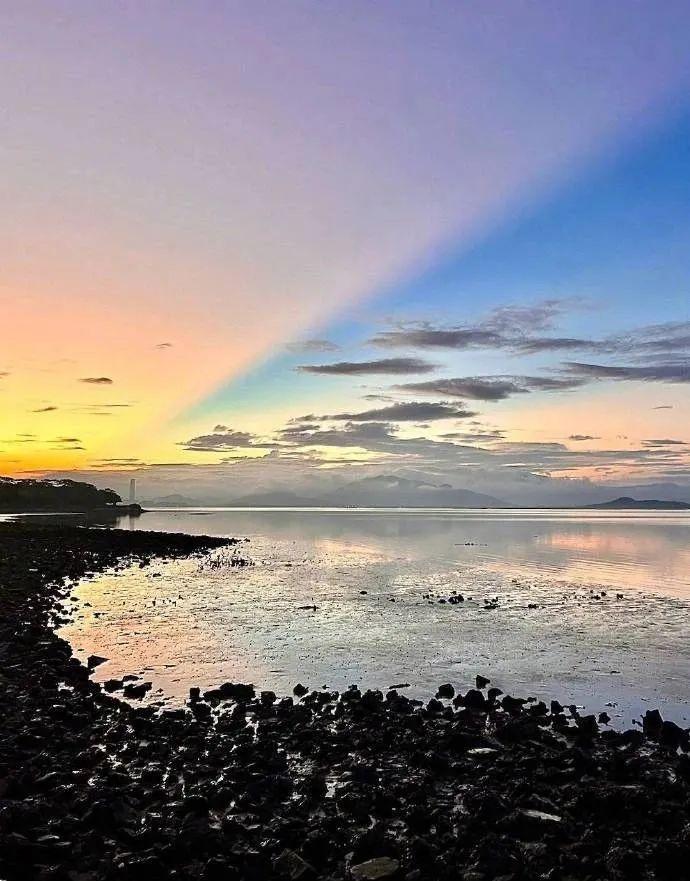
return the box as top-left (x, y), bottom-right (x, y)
top-left (87, 654), bottom-right (108, 668)
top-left (273, 849), bottom-right (316, 880)
top-left (350, 856), bottom-right (400, 880)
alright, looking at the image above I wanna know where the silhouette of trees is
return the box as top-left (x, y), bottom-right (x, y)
top-left (0, 478), bottom-right (121, 511)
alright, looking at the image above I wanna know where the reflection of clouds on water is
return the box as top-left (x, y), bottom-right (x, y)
top-left (60, 509), bottom-right (690, 727)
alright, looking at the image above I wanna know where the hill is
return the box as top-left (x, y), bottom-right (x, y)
top-left (140, 494), bottom-right (199, 508)
top-left (586, 496), bottom-right (690, 510)
top-left (318, 475), bottom-right (504, 508)
top-left (226, 490), bottom-right (322, 507)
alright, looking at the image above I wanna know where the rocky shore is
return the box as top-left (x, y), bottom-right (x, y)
top-left (2, 524), bottom-right (690, 881)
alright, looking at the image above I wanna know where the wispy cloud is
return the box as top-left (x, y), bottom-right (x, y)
top-left (564, 362), bottom-right (690, 383)
top-left (31, 405), bottom-right (58, 413)
top-left (79, 376), bottom-right (114, 385)
top-left (296, 357), bottom-right (436, 376)
top-left (286, 339), bottom-right (341, 354)
top-left (397, 375), bottom-right (585, 401)
top-left (318, 401), bottom-right (476, 421)
top-left (180, 427), bottom-right (277, 452)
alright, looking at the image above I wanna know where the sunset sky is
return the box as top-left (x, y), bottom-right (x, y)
top-left (1, 2), bottom-right (689, 503)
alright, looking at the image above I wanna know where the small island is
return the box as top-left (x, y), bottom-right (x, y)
top-left (586, 496), bottom-right (690, 511)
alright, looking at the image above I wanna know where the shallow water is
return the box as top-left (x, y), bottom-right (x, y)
top-left (56, 507), bottom-right (690, 726)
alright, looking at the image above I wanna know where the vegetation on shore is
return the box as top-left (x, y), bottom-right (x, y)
top-left (0, 476), bottom-right (121, 512)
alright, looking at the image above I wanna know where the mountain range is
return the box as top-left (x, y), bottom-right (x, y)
top-left (141, 474), bottom-right (690, 509)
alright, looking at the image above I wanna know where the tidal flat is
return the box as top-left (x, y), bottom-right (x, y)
top-left (59, 507), bottom-right (690, 727)
top-left (2, 522), bottom-right (690, 881)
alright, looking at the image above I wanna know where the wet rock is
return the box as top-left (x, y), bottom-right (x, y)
top-left (103, 678), bottom-right (124, 692)
top-left (475, 674), bottom-right (490, 689)
top-left (462, 689), bottom-right (487, 710)
top-left (123, 681), bottom-right (152, 699)
top-left (643, 709), bottom-right (664, 738)
top-left (435, 683), bottom-right (454, 699)
top-left (293, 683), bottom-right (309, 697)
top-left (273, 849), bottom-right (316, 880)
top-left (350, 856), bottom-right (400, 880)
top-left (502, 808), bottom-right (563, 839)
top-left (87, 654), bottom-right (107, 669)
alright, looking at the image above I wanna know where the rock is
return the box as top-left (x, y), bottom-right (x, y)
top-left (273, 849), bottom-right (316, 880)
top-left (435, 683), bottom-right (454, 699)
top-left (87, 654), bottom-right (108, 668)
top-left (123, 681), bottom-right (152, 699)
top-left (350, 856), bottom-right (400, 880)
top-left (502, 808), bottom-right (563, 838)
top-left (660, 719), bottom-right (686, 749)
top-left (475, 674), bottom-right (490, 689)
top-left (103, 678), bottom-right (124, 692)
top-left (643, 709), bottom-right (664, 738)
top-left (293, 683), bottom-right (309, 697)
top-left (462, 689), bottom-right (487, 710)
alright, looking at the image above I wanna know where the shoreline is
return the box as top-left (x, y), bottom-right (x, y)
top-left (2, 523), bottom-right (690, 880)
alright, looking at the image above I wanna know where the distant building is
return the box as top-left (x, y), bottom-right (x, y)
top-left (129, 478), bottom-right (136, 505)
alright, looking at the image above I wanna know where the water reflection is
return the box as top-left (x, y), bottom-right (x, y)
top-left (117, 507), bottom-right (690, 595)
top-left (58, 507), bottom-right (690, 727)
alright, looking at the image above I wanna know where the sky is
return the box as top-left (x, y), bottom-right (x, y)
top-left (1, 1), bottom-right (689, 504)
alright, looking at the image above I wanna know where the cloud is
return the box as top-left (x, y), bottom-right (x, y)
top-left (440, 429), bottom-right (506, 442)
top-left (652, 405), bottom-right (673, 410)
top-left (180, 427), bottom-right (277, 452)
top-left (53, 437), bottom-right (82, 443)
top-left (370, 299), bottom-right (578, 351)
top-left (371, 327), bottom-right (504, 351)
top-left (286, 339), bottom-right (341, 353)
top-left (641, 438), bottom-right (687, 446)
top-left (368, 309), bottom-right (690, 371)
top-left (0, 371), bottom-right (9, 378)
top-left (80, 376), bottom-right (114, 385)
top-left (397, 375), bottom-right (585, 401)
top-left (279, 421), bottom-right (399, 447)
top-left (397, 377), bottom-right (524, 401)
top-left (512, 337), bottom-right (594, 354)
top-left (568, 435), bottom-right (600, 441)
top-left (31, 405), bottom-right (58, 413)
top-left (564, 362), bottom-right (690, 383)
top-left (155, 342), bottom-right (173, 349)
top-left (296, 357), bottom-right (436, 375)
top-left (318, 401), bottom-right (477, 422)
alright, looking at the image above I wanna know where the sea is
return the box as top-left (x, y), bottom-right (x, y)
top-left (18, 506), bottom-right (690, 726)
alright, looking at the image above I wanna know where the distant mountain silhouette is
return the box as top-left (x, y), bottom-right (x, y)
top-left (140, 494), bottom-right (200, 507)
top-left (226, 490), bottom-right (323, 507)
top-left (318, 475), bottom-right (504, 508)
top-left (0, 477), bottom-right (121, 512)
top-left (586, 496), bottom-right (690, 510)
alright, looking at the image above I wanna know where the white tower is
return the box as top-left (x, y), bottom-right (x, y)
top-left (129, 478), bottom-right (136, 505)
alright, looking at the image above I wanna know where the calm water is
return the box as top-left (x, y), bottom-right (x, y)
top-left (55, 507), bottom-right (690, 726)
